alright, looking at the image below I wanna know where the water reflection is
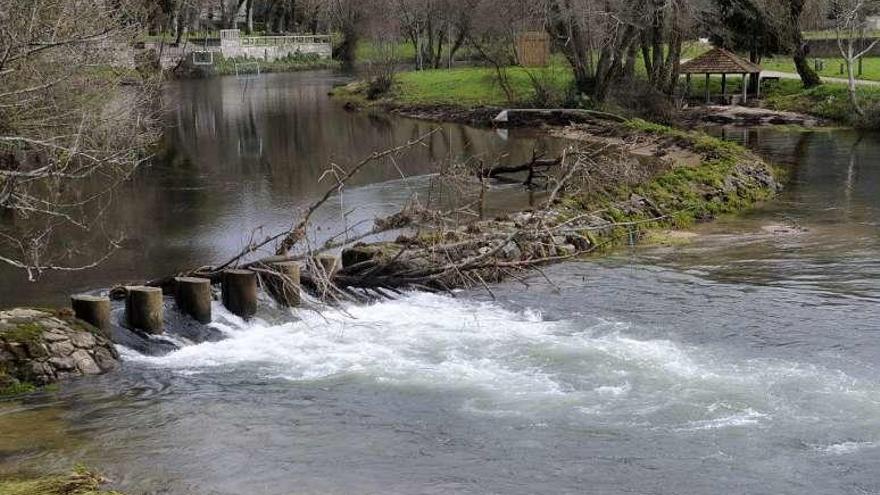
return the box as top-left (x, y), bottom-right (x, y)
top-left (0, 70), bottom-right (564, 307)
top-left (634, 127), bottom-right (880, 302)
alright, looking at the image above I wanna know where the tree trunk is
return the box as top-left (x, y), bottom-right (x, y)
top-left (546, 0), bottom-right (594, 96)
top-left (843, 41), bottom-right (864, 115)
top-left (336, 26), bottom-right (359, 65)
top-left (245, 0), bottom-right (254, 34)
top-left (793, 44), bottom-right (822, 88)
top-left (788, 0), bottom-right (821, 88)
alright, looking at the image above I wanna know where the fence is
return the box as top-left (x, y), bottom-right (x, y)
top-left (516, 32), bottom-right (551, 67)
top-left (240, 35), bottom-right (333, 47)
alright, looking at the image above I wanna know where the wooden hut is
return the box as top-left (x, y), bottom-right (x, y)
top-left (679, 48), bottom-right (762, 104)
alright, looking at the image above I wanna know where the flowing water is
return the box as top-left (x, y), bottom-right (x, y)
top-left (2, 73), bottom-right (880, 494)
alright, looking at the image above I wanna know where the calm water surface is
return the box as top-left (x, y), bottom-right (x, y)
top-left (0, 70), bottom-right (561, 307)
top-left (1, 74), bottom-right (880, 494)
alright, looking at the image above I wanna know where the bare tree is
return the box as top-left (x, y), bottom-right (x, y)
top-left (0, 0), bottom-right (161, 280)
top-left (832, 0), bottom-right (880, 114)
top-left (328, 0), bottom-right (369, 64)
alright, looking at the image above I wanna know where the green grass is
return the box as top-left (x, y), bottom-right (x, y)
top-left (1, 322), bottom-right (44, 344)
top-left (0, 468), bottom-right (123, 495)
top-left (355, 40), bottom-right (483, 63)
top-left (761, 78), bottom-right (880, 123)
top-left (0, 381), bottom-right (36, 397)
top-left (211, 53), bottom-right (339, 76)
top-left (356, 41), bottom-right (417, 61)
top-left (761, 56), bottom-right (880, 81)
top-left (393, 64), bottom-right (573, 106)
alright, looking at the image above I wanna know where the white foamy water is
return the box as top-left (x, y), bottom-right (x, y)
top-left (120, 293), bottom-right (880, 435)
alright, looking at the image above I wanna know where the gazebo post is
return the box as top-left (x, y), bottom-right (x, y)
top-left (721, 73), bottom-right (727, 104)
top-left (685, 73), bottom-right (691, 99)
top-left (705, 73), bottom-right (711, 103)
top-left (680, 48), bottom-right (762, 107)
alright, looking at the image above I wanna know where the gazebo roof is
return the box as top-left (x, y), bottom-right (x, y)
top-left (680, 48), bottom-right (761, 74)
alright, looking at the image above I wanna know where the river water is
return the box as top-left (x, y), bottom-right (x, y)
top-left (1, 73), bottom-right (880, 494)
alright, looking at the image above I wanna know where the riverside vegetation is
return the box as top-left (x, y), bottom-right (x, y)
top-left (320, 73), bottom-right (783, 295)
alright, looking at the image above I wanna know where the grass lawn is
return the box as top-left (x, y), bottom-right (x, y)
top-left (338, 51), bottom-right (877, 126)
top-left (393, 64), bottom-right (573, 106)
top-left (212, 53), bottom-right (339, 76)
top-left (761, 78), bottom-right (880, 122)
top-left (761, 56), bottom-right (880, 81)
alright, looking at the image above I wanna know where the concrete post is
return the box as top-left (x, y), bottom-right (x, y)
top-left (70, 294), bottom-right (112, 336)
top-left (222, 269), bottom-right (258, 319)
top-left (125, 286), bottom-right (164, 334)
top-left (268, 261), bottom-right (301, 307)
top-left (174, 277), bottom-right (213, 323)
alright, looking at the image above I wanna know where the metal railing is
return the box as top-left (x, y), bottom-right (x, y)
top-left (240, 35), bottom-right (332, 47)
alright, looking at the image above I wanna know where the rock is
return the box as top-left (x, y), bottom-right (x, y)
top-left (70, 332), bottom-right (96, 349)
top-left (7, 343), bottom-right (28, 360)
top-left (71, 350), bottom-right (101, 375)
top-left (4, 308), bottom-right (45, 319)
top-left (557, 244), bottom-right (577, 257)
top-left (501, 241), bottom-right (522, 260)
top-left (24, 341), bottom-right (49, 359)
top-left (93, 348), bottom-right (119, 371)
top-left (42, 331), bottom-right (69, 343)
top-left (0, 308), bottom-right (120, 395)
top-left (30, 361), bottom-right (56, 385)
top-left (49, 356), bottom-right (76, 371)
top-left (48, 340), bottom-right (75, 356)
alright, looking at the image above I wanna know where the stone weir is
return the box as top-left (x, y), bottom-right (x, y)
top-left (0, 308), bottom-right (119, 394)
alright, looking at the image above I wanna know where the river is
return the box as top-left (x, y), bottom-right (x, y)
top-left (1, 72), bottom-right (879, 494)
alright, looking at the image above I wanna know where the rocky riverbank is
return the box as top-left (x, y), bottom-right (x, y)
top-left (0, 308), bottom-right (119, 396)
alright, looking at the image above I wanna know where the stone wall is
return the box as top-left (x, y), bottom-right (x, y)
top-left (140, 30), bottom-right (333, 69)
top-left (0, 308), bottom-right (119, 393)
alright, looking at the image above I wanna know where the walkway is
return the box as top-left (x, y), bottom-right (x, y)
top-left (762, 69), bottom-right (880, 86)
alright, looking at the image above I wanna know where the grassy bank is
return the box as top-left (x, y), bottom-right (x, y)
top-left (761, 56), bottom-right (880, 82)
top-left (761, 78), bottom-right (880, 123)
top-left (211, 53), bottom-right (339, 76)
top-left (335, 63), bottom-right (879, 126)
top-left (0, 468), bottom-right (123, 495)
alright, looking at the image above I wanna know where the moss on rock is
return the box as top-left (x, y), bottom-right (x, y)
top-left (0, 468), bottom-right (124, 495)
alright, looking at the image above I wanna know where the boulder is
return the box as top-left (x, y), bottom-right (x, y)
top-left (0, 308), bottom-right (120, 394)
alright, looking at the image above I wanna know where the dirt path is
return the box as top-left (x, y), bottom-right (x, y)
top-left (762, 69), bottom-right (880, 86)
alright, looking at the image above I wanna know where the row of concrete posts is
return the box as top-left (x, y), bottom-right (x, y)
top-left (69, 255), bottom-right (339, 335)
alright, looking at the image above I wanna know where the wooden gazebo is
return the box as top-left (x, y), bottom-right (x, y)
top-left (679, 48), bottom-right (762, 104)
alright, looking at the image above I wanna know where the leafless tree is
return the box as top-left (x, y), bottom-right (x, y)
top-left (831, 0), bottom-right (880, 113)
top-left (0, 0), bottom-right (161, 280)
top-left (396, 0), bottom-right (476, 69)
top-left (542, 0), bottom-right (694, 104)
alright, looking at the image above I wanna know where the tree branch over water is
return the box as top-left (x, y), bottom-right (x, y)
top-left (0, 0), bottom-right (161, 279)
